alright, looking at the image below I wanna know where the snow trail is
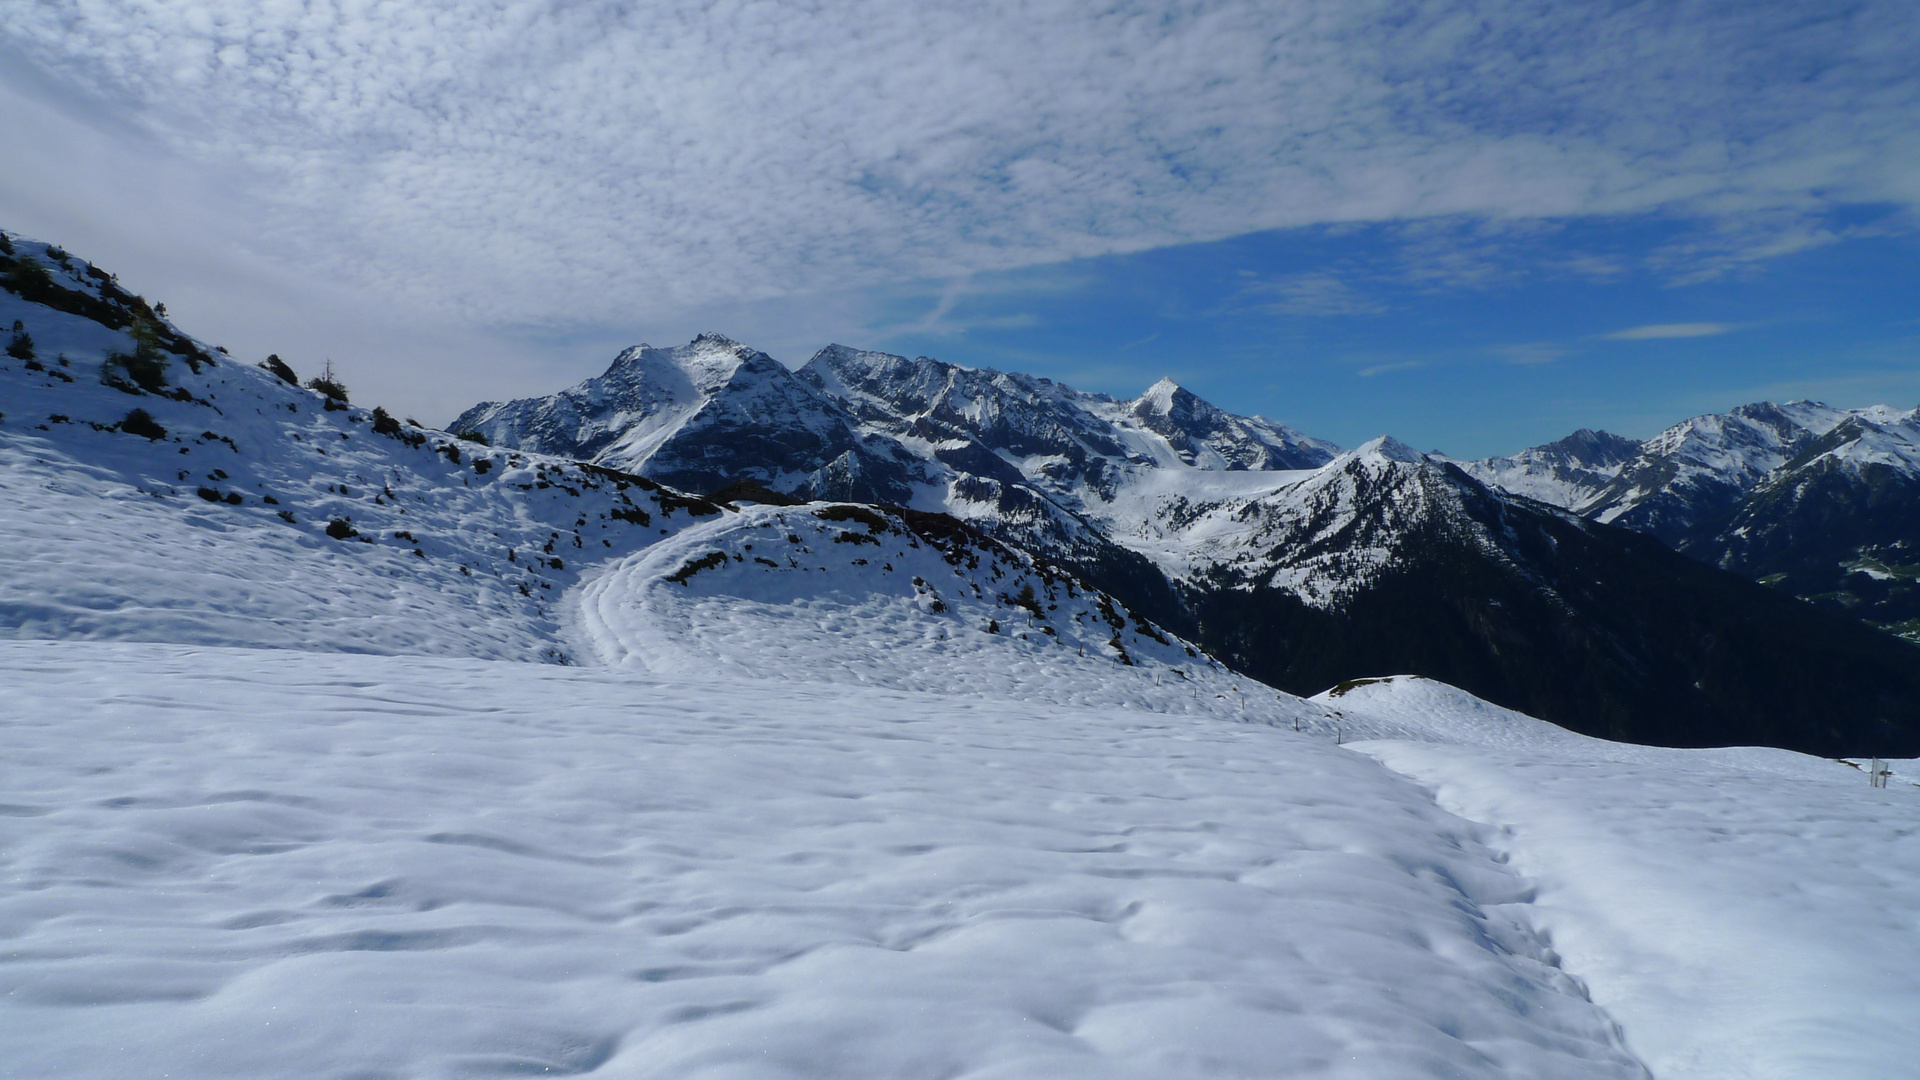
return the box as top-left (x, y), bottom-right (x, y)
top-left (1332, 677), bottom-right (1920, 1079)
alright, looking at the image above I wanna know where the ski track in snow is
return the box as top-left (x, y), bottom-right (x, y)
top-left (0, 641), bottom-right (1646, 1080)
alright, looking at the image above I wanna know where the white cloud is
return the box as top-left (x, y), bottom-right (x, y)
top-left (1, 0), bottom-right (1915, 423)
top-left (4, 0), bottom-right (1916, 329)
top-left (1605, 323), bottom-right (1735, 341)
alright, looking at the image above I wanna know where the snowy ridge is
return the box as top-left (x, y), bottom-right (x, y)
top-left (0, 242), bottom-right (740, 661)
top-left (1458, 400), bottom-right (1920, 635)
top-left (575, 499), bottom-right (1326, 720)
top-left (1462, 400), bottom-right (1920, 533)
top-left (797, 343), bottom-right (1338, 541)
top-left (1449, 429), bottom-right (1642, 509)
top-left (1101, 437), bottom-right (1523, 609)
top-left (1584, 401), bottom-right (1868, 530)
top-left (453, 334), bottom-right (938, 506)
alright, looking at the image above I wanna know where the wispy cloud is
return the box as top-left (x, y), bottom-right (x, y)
top-left (2, 0), bottom-right (1915, 332)
top-left (1237, 273), bottom-right (1386, 316)
top-left (1605, 323), bottom-right (1735, 340)
top-left (1359, 360), bottom-right (1425, 378)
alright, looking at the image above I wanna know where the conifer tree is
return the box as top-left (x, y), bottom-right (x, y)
top-left (5, 320), bottom-right (33, 361)
top-left (306, 360), bottom-right (350, 403)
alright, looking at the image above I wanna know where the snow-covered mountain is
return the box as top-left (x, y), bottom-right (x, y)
top-left (8, 227), bottom-right (1920, 754)
top-left (449, 331), bottom-right (1920, 756)
top-left (798, 344), bottom-right (1335, 491)
top-left (0, 235), bottom-right (1225, 701)
top-left (450, 334), bottom-right (937, 506)
top-left (1451, 427), bottom-right (1642, 508)
top-left (1459, 402), bottom-right (1920, 636)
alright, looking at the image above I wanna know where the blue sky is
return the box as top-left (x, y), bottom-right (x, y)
top-left (862, 208), bottom-right (1920, 456)
top-left (2, 1), bottom-right (1916, 456)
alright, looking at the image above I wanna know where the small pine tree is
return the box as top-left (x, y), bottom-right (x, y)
top-left (102, 320), bottom-right (169, 394)
top-left (261, 353), bottom-right (299, 386)
top-left (371, 406), bottom-right (402, 437)
top-left (0, 232), bottom-right (13, 255)
top-left (305, 360), bottom-right (349, 403)
top-left (1015, 581), bottom-right (1042, 616)
top-left (5, 321), bottom-right (32, 361)
top-left (2, 254), bottom-right (53, 295)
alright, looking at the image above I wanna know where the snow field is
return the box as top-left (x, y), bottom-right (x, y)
top-left (0, 641), bottom-right (1646, 1080)
top-left (1328, 677), bottom-right (1920, 1080)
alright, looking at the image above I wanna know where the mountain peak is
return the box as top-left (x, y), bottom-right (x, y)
top-left (1351, 435), bottom-right (1426, 464)
top-left (1137, 377), bottom-right (1185, 413)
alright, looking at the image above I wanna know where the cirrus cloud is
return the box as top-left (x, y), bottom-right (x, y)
top-left (1605, 323), bottom-right (1735, 341)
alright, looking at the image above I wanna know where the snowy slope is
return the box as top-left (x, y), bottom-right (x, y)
top-left (573, 498), bottom-right (1326, 720)
top-left (0, 640), bottom-right (1650, 1080)
top-left (1, 237), bottom-right (738, 661)
top-left (1328, 676), bottom-right (1920, 1080)
top-left (797, 344), bottom-right (1339, 557)
top-left (1449, 429), bottom-right (1642, 509)
top-left (1459, 402), bottom-right (1920, 636)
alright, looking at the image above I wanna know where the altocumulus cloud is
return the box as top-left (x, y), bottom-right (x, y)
top-left (2, 0), bottom-right (1916, 328)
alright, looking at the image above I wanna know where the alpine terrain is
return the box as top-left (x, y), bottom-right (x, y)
top-left (459, 336), bottom-right (1920, 755)
top-left (1458, 402), bottom-right (1920, 641)
top-left (6, 230), bottom-right (1920, 1079)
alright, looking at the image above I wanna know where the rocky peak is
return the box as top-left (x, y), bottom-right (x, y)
top-left (1343, 435), bottom-right (1427, 467)
top-left (1537, 429), bottom-right (1642, 469)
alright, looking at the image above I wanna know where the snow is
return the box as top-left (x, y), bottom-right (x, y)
top-left (1458, 402), bottom-right (1920, 519)
top-left (1325, 677), bottom-right (1920, 1080)
top-left (0, 265), bottom-right (731, 662)
top-left (0, 642), bottom-right (1647, 1080)
top-left (9, 235), bottom-right (1920, 1078)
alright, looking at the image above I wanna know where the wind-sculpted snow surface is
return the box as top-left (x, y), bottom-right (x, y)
top-left (0, 641), bottom-right (1649, 1080)
top-left (1328, 677), bottom-right (1920, 1080)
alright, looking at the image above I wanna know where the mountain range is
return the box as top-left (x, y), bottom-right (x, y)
top-left (1455, 402), bottom-right (1920, 639)
top-left (6, 229), bottom-right (1919, 755)
top-left (454, 331), bottom-right (1920, 755)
